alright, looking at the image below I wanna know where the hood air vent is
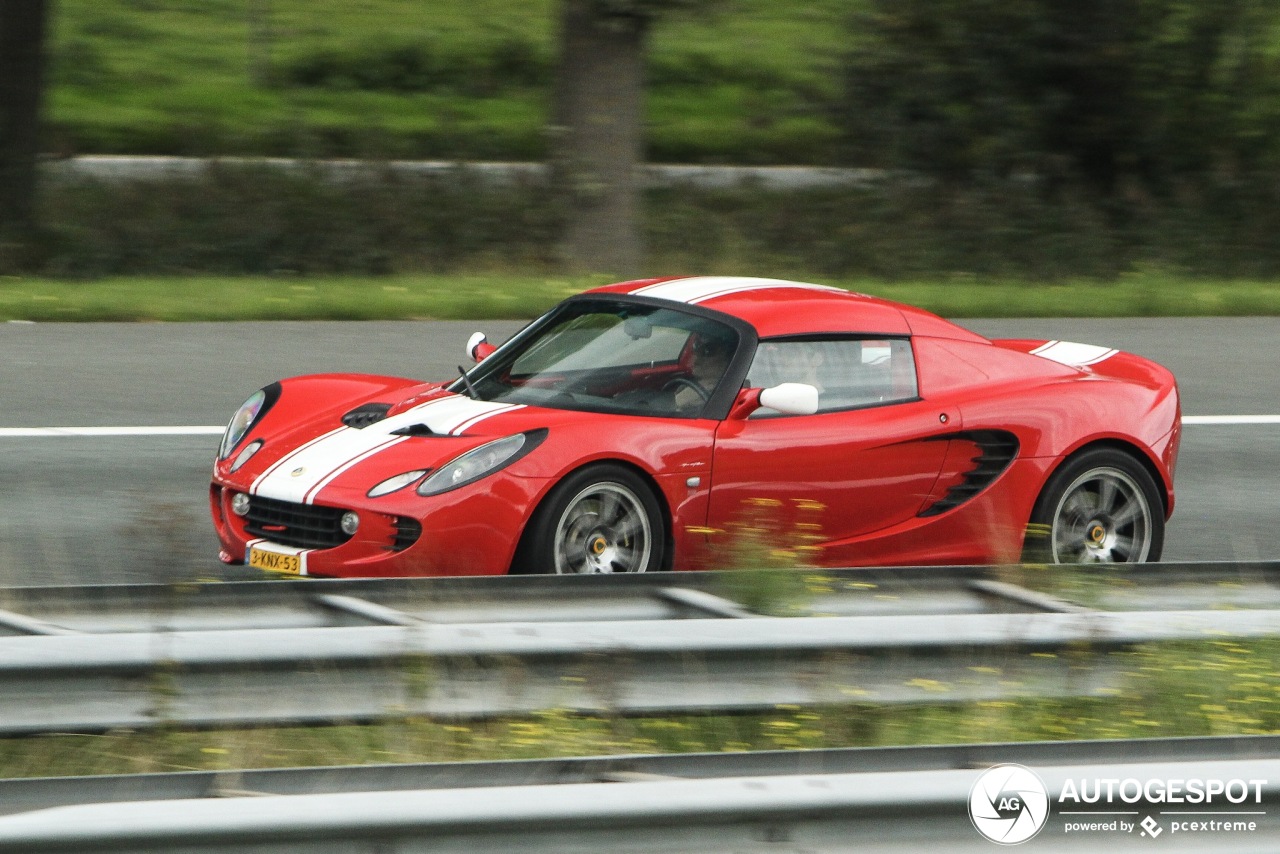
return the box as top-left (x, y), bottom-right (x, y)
top-left (342, 403), bottom-right (393, 429)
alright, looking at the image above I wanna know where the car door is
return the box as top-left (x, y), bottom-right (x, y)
top-left (706, 337), bottom-right (959, 562)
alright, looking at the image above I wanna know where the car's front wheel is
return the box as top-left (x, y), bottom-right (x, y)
top-left (1024, 448), bottom-right (1164, 564)
top-left (517, 464), bottom-right (665, 574)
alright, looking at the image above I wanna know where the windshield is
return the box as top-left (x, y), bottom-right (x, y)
top-left (463, 300), bottom-right (741, 417)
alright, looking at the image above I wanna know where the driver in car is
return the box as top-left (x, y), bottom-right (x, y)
top-left (672, 334), bottom-right (734, 412)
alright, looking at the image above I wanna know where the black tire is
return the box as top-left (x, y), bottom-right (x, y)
top-left (514, 464), bottom-right (665, 574)
top-left (1023, 447), bottom-right (1164, 564)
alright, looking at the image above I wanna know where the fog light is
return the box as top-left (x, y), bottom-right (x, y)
top-left (230, 492), bottom-right (251, 517)
top-left (340, 511), bottom-right (360, 536)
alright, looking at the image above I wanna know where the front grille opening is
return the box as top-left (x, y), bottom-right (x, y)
top-left (245, 496), bottom-right (354, 550)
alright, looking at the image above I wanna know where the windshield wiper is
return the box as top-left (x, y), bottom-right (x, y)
top-left (457, 365), bottom-right (478, 399)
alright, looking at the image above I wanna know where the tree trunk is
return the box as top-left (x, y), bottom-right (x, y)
top-left (550, 0), bottom-right (648, 277)
top-left (0, 0), bottom-right (49, 246)
top-left (247, 0), bottom-right (273, 87)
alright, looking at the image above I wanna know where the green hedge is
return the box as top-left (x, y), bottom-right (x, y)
top-left (15, 166), bottom-right (1280, 280)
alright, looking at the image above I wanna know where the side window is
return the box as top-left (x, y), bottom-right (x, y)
top-left (747, 338), bottom-right (918, 414)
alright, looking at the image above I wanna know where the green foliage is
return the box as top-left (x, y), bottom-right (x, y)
top-left (693, 496), bottom-right (826, 615)
top-left (842, 0), bottom-right (1280, 193)
top-left (277, 36), bottom-right (550, 96)
top-left (647, 176), bottom-right (1280, 280)
top-left (32, 0), bottom-right (1280, 281)
top-left (1, 638), bottom-right (1275, 778)
top-left (12, 165), bottom-right (1280, 282)
top-left (6, 272), bottom-right (1280, 324)
top-left (34, 166), bottom-right (561, 277)
top-left (46, 0), bottom-right (848, 163)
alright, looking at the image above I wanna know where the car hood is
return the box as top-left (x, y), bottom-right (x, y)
top-left (377, 386), bottom-right (623, 438)
top-left (239, 381), bottom-right (666, 505)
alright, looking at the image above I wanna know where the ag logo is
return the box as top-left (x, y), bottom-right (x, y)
top-left (969, 764), bottom-right (1049, 845)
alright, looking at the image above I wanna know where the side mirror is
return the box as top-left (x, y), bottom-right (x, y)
top-left (760, 382), bottom-right (819, 415)
top-left (623, 315), bottom-right (653, 339)
top-left (467, 332), bottom-right (497, 363)
top-left (729, 383), bottom-right (819, 419)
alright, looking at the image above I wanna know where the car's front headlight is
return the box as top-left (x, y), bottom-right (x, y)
top-left (219, 384), bottom-right (278, 460)
top-left (230, 439), bottom-right (264, 473)
top-left (368, 469), bottom-right (429, 498)
top-left (417, 430), bottom-right (546, 496)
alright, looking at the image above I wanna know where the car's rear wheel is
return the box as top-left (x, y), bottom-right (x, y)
top-left (1024, 448), bottom-right (1164, 564)
top-left (517, 465), bottom-right (664, 574)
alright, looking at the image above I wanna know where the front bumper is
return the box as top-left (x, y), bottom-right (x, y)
top-left (210, 475), bottom-right (544, 577)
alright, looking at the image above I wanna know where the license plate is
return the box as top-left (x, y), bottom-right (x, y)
top-left (248, 545), bottom-right (303, 575)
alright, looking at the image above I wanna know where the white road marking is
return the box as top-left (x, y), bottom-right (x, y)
top-left (1182, 415), bottom-right (1280, 425)
top-left (1, 416), bottom-right (1279, 437)
top-left (0, 426), bottom-right (225, 436)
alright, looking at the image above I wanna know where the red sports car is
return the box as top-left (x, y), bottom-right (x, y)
top-left (210, 277), bottom-right (1181, 577)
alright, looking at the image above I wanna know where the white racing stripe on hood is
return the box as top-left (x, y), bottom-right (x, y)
top-left (252, 393), bottom-right (524, 504)
top-left (251, 426), bottom-right (346, 496)
top-left (252, 430), bottom-right (408, 504)
top-left (301, 434), bottom-right (407, 504)
top-left (631, 277), bottom-right (845, 305)
top-left (1030, 340), bottom-right (1119, 368)
top-left (389, 394), bottom-right (526, 436)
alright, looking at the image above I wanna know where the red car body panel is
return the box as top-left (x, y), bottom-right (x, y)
top-left (211, 277), bottom-right (1180, 576)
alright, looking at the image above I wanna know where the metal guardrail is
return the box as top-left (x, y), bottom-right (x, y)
top-left (45, 155), bottom-right (887, 191)
top-left (2, 604), bottom-right (1279, 734)
top-left (0, 564), bottom-right (1274, 734)
top-left (0, 737), bottom-right (1277, 852)
top-left (3, 735), bottom-right (1276, 817)
top-left (0, 562), bottom-right (1276, 637)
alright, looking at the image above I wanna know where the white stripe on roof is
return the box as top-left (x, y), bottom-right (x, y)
top-left (630, 277), bottom-right (845, 305)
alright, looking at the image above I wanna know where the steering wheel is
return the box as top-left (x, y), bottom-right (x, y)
top-left (662, 377), bottom-right (710, 402)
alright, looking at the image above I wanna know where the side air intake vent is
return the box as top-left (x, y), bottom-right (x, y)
top-left (342, 403), bottom-right (393, 429)
top-left (392, 517), bottom-right (422, 552)
top-left (919, 430), bottom-right (1020, 517)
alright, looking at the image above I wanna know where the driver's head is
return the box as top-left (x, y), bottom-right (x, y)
top-left (691, 333), bottom-right (733, 384)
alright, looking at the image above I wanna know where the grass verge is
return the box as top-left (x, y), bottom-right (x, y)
top-left (3, 273), bottom-right (1280, 323)
top-left (1, 638), bottom-right (1275, 778)
top-left (48, 0), bottom-right (847, 163)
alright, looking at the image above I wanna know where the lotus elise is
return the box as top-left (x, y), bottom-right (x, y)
top-left (210, 277), bottom-right (1181, 576)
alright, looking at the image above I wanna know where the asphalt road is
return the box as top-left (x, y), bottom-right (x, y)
top-left (1, 317), bottom-right (1276, 586)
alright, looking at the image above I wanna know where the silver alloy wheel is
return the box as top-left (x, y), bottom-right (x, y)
top-left (1049, 466), bottom-right (1154, 563)
top-left (551, 481), bottom-right (654, 574)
